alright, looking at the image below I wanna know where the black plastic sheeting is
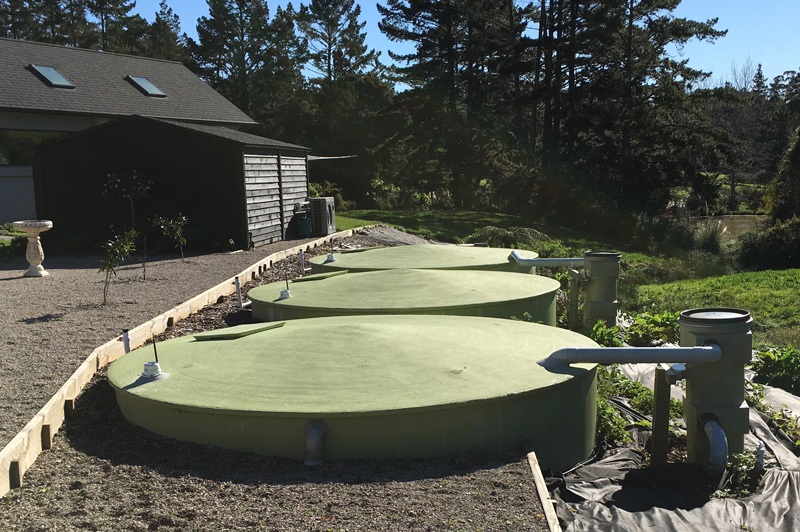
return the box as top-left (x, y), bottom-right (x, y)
top-left (547, 410), bottom-right (800, 531)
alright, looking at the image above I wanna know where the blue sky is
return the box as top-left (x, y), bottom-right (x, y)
top-left (133, 0), bottom-right (800, 84)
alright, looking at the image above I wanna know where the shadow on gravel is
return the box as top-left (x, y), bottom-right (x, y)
top-left (64, 371), bottom-right (521, 487)
top-left (20, 312), bottom-right (64, 324)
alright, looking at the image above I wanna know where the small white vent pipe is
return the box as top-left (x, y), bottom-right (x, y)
top-left (540, 344), bottom-right (722, 367)
top-left (234, 276), bottom-right (251, 308)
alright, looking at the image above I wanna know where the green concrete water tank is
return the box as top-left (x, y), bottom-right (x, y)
top-left (309, 244), bottom-right (538, 274)
top-left (248, 269), bottom-right (561, 324)
top-left (108, 315), bottom-right (598, 471)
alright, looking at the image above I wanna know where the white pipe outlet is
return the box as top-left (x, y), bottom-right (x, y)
top-left (508, 250), bottom-right (585, 268)
top-left (539, 344), bottom-right (722, 368)
top-left (701, 416), bottom-right (728, 473)
top-left (305, 420), bottom-right (329, 466)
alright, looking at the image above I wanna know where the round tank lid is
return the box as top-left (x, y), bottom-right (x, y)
top-left (248, 269), bottom-right (560, 311)
top-left (107, 315), bottom-right (597, 415)
top-left (308, 244), bottom-right (538, 271)
top-left (678, 308), bottom-right (751, 324)
top-left (584, 250), bottom-right (621, 258)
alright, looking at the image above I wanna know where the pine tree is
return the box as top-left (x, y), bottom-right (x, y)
top-left (0, 0), bottom-right (37, 39)
top-left (34, 0), bottom-right (68, 44)
top-left (191, 0), bottom-right (306, 121)
top-left (143, 0), bottom-right (187, 61)
top-left (62, 0), bottom-right (96, 47)
top-left (87, 0), bottom-right (136, 51)
top-left (771, 126), bottom-right (800, 220)
top-left (298, 0), bottom-right (377, 82)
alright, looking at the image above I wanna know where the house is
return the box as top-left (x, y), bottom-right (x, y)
top-left (0, 38), bottom-right (310, 249)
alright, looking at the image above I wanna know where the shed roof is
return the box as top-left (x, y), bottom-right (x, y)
top-left (0, 38), bottom-right (256, 127)
top-left (38, 115), bottom-right (309, 151)
top-left (152, 118), bottom-right (309, 150)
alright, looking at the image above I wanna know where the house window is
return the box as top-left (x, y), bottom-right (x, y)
top-left (27, 65), bottom-right (75, 89)
top-left (125, 75), bottom-right (166, 97)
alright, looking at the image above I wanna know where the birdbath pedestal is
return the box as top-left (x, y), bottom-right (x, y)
top-left (12, 220), bottom-right (53, 277)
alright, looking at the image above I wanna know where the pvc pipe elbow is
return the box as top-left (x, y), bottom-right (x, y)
top-left (700, 415), bottom-right (728, 474)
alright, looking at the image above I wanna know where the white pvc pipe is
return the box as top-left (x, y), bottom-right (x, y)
top-left (234, 276), bottom-right (251, 308)
top-left (508, 250), bottom-right (585, 268)
top-left (540, 344), bottom-right (722, 367)
top-left (121, 329), bottom-right (131, 353)
top-left (702, 417), bottom-right (728, 473)
top-left (304, 420), bottom-right (328, 466)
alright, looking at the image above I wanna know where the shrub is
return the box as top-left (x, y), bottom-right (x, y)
top-left (694, 222), bottom-right (723, 254)
top-left (751, 345), bottom-right (800, 395)
top-left (735, 217), bottom-right (800, 271)
top-left (591, 320), bottom-right (623, 347)
top-left (623, 310), bottom-right (680, 347)
top-left (152, 214), bottom-right (188, 259)
top-left (99, 229), bottom-right (137, 305)
top-left (365, 178), bottom-right (430, 211)
top-left (466, 225), bottom-right (551, 249)
top-left (0, 236), bottom-right (27, 259)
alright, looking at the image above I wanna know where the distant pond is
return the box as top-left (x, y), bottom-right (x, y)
top-left (690, 215), bottom-right (769, 241)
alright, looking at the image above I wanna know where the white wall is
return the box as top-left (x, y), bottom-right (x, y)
top-left (0, 167), bottom-right (35, 222)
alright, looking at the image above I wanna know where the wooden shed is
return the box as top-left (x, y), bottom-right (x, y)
top-left (33, 116), bottom-right (310, 251)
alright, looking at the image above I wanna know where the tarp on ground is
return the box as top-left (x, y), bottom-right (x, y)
top-left (549, 449), bottom-right (800, 532)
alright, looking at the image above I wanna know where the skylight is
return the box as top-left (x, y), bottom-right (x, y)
top-left (28, 64), bottom-right (75, 89)
top-left (125, 75), bottom-right (166, 98)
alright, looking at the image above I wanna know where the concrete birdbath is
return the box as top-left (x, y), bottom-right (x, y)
top-left (12, 220), bottom-right (53, 277)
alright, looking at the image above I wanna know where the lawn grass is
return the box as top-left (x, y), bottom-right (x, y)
top-left (634, 269), bottom-right (800, 347)
top-left (338, 209), bottom-right (536, 242)
top-left (338, 209), bottom-right (662, 263)
top-left (338, 209), bottom-right (798, 346)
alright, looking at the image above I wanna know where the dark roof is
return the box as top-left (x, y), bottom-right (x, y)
top-left (0, 38), bottom-right (256, 126)
top-left (151, 118), bottom-right (309, 150)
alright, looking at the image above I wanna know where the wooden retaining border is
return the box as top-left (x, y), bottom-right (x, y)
top-left (0, 230), bottom-right (356, 498)
top-left (527, 451), bottom-right (563, 532)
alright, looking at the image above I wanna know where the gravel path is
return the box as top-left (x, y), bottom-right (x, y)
top-left (0, 237), bottom-right (321, 449)
top-left (1, 228), bottom-right (547, 531)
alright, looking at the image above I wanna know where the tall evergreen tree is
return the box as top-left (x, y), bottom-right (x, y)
top-left (62, 0), bottom-right (96, 47)
top-left (298, 0), bottom-right (377, 81)
top-left (0, 0), bottom-right (37, 39)
top-left (87, 0), bottom-right (136, 51)
top-left (191, 0), bottom-right (306, 122)
top-left (143, 0), bottom-right (187, 61)
top-left (34, 0), bottom-right (68, 44)
top-left (563, 0), bottom-right (725, 215)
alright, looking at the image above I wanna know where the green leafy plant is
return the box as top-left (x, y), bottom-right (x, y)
top-left (591, 320), bottom-right (623, 347)
top-left (713, 451), bottom-right (766, 498)
top-left (0, 235), bottom-right (27, 259)
top-left (751, 345), bottom-right (800, 395)
top-left (623, 310), bottom-right (680, 347)
top-left (99, 229), bottom-right (137, 306)
top-left (152, 214), bottom-right (188, 259)
top-left (466, 225), bottom-right (551, 249)
top-left (596, 395), bottom-right (632, 446)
